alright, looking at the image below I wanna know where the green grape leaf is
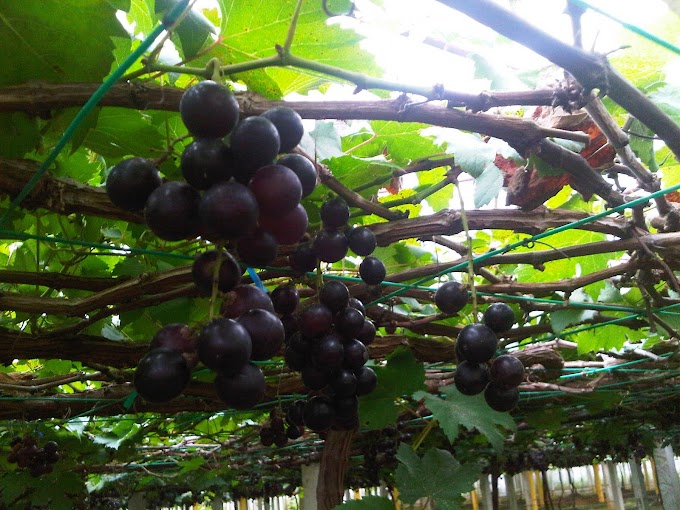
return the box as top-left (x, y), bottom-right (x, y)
top-left (156, 0), bottom-right (216, 59)
top-left (333, 497), bottom-right (395, 510)
top-left (550, 308), bottom-right (596, 335)
top-left (0, 113), bottom-right (40, 158)
top-left (574, 324), bottom-right (647, 353)
top-left (309, 121), bottom-right (344, 162)
top-left (82, 108), bottom-right (165, 158)
top-left (350, 122), bottom-right (444, 167)
top-left (0, 1), bottom-right (129, 87)
top-left (359, 347), bottom-right (425, 430)
top-left (474, 162), bottom-right (503, 208)
top-left (395, 444), bottom-right (480, 509)
top-left (414, 385), bottom-right (516, 452)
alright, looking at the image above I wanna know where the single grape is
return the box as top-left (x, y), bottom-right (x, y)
top-left (145, 181), bottom-right (201, 241)
top-left (197, 318), bottom-right (252, 374)
top-left (236, 228), bottom-right (279, 267)
top-left (191, 249), bottom-right (242, 295)
top-left (347, 297), bottom-right (366, 315)
top-left (310, 332), bottom-right (344, 370)
top-left (181, 138), bottom-right (233, 189)
top-left (319, 281), bottom-right (350, 313)
top-left (343, 338), bottom-right (368, 370)
top-left (303, 396), bottom-right (335, 432)
top-left (271, 285), bottom-right (300, 315)
top-left (320, 198), bottom-right (350, 229)
top-left (221, 285), bottom-right (274, 318)
top-left (231, 116), bottom-right (280, 172)
top-left (214, 363), bottom-right (266, 410)
top-left (259, 204), bottom-right (308, 245)
top-left (484, 382), bottom-right (520, 412)
top-left (180, 80), bottom-right (239, 138)
top-left (313, 229), bottom-right (349, 263)
top-left (434, 281), bottom-right (467, 314)
top-left (261, 106), bottom-right (304, 152)
top-left (454, 360), bottom-right (490, 396)
top-left (359, 256), bottom-right (386, 285)
top-left (354, 366), bottom-right (378, 396)
top-left (298, 303), bottom-right (334, 339)
top-left (105, 157), bottom-right (161, 211)
top-left (134, 348), bottom-right (191, 403)
top-left (289, 243), bottom-right (317, 274)
top-left (277, 154), bottom-right (317, 197)
top-left (249, 165), bottom-right (302, 215)
top-left (456, 324), bottom-right (498, 363)
top-left (199, 181), bottom-right (259, 240)
top-left (483, 303), bottom-right (516, 334)
top-left (356, 319), bottom-right (376, 346)
top-left (302, 364), bottom-right (330, 390)
top-left (335, 307), bottom-right (365, 338)
top-left (329, 369), bottom-right (358, 397)
top-left (489, 355), bottom-right (524, 389)
top-left (150, 323), bottom-right (197, 356)
top-left (238, 309), bottom-right (285, 360)
top-left (347, 226), bottom-right (377, 256)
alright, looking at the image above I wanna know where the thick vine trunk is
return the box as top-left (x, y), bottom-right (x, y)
top-left (317, 429), bottom-right (356, 510)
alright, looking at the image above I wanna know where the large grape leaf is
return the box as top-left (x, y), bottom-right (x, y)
top-left (414, 385), bottom-right (516, 452)
top-left (211, 0), bottom-right (379, 97)
top-left (395, 444), bottom-right (480, 510)
top-left (155, 0), bottom-right (216, 59)
top-left (358, 347), bottom-right (425, 430)
top-left (0, 1), bottom-right (129, 87)
top-left (574, 323), bottom-right (647, 353)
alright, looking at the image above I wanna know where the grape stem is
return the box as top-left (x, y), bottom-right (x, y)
top-left (282, 0), bottom-right (306, 54)
top-left (454, 176), bottom-right (479, 321)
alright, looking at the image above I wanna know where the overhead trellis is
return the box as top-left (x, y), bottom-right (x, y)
top-left (0, 0), bottom-right (680, 508)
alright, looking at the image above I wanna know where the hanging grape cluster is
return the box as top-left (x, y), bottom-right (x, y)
top-left (7, 434), bottom-right (60, 478)
top-left (434, 282), bottom-right (525, 412)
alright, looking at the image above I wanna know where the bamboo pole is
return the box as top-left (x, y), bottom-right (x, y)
top-left (393, 488), bottom-right (402, 510)
top-left (594, 463), bottom-right (606, 503)
top-left (526, 471), bottom-right (539, 510)
top-left (471, 488), bottom-right (479, 510)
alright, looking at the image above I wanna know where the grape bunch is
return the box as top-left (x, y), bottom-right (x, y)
top-left (259, 404), bottom-right (305, 447)
top-left (276, 280), bottom-right (378, 432)
top-left (362, 426), bottom-right (412, 485)
top-left (291, 197), bottom-right (386, 286)
top-left (106, 80), bottom-right (315, 267)
top-left (453, 303), bottom-right (525, 412)
top-left (7, 435), bottom-right (60, 478)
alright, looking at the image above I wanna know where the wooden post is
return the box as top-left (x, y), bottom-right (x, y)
top-left (652, 443), bottom-right (680, 510)
top-left (594, 463), bottom-right (606, 503)
top-left (650, 457), bottom-right (660, 494)
top-left (534, 471), bottom-right (543, 507)
top-left (642, 459), bottom-right (654, 492)
top-left (238, 497), bottom-right (247, 510)
top-left (629, 456), bottom-right (648, 510)
top-left (301, 463), bottom-right (320, 510)
top-left (604, 461), bottom-right (625, 510)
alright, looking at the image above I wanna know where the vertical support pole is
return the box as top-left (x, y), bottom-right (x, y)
top-left (594, 463), bottom-right (606, 503)
top-left (392, 487), bottom-right (402, 510)
top-left (471, 487), bottom-right (480, 510)
top-left (604, 461), bottom-right (626, 510)
top-left (629, 456), bottom-right (648, 510)
top-left (526, 471), bottom-right (538, 510)
top-left (642, 459), bottom-right (654, 492)
top-left (534, 471), bottom-right (543, 507)
top-left (506, 474), bottom-right (519, 510)
top-left (301, 463), bottom-right (320, 510)
top-left (480, 474), bottom-right (493, 510)
top-left (353, 489), bottom-right (361, 500)
top-left (652, 443), bottom-right (680, 510)
top-left (650, 457), bottom-right (660, 494)
top-left (318, 429), bottom-right (356, 510)
top-left (238, 498), bottom-right (247, 510)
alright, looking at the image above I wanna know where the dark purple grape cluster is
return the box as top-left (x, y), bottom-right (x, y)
top-left (291, 197), bottom-right (384, 285)
top-left (277, 280), bottom-right (378, 432)
top-left (362, 426), bottom-right (412, 485)
top-left (259, 405), bottom-right (305, 447)
top-left (454, 303), bottom-right (524, 412)
top-left (7, 435), bottom-right (60, 478)
top-left (106, 81), bottom-right (314, 269)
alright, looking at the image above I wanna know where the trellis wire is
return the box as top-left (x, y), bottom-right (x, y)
top-left (0, 0), bottom-right (191, 229)
top-left (367, 181), bottom-right (680, 307)
top-left (569, 0), bottom-right (680, 56)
